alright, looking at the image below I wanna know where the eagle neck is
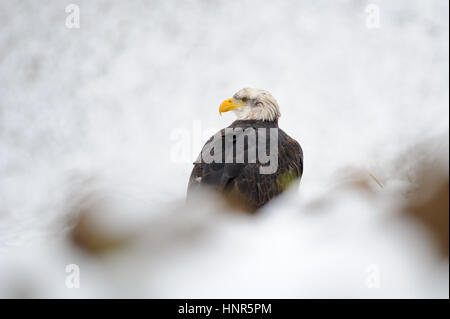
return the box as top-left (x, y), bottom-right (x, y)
top-left (229, 119), bottom-right (279, 129)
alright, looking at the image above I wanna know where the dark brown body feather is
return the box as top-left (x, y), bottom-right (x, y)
top-left (187, 120), bottom-right (303, 211)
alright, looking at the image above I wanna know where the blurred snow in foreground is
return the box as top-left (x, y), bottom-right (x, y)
top-left (0, 0), bottom-right (448, 298)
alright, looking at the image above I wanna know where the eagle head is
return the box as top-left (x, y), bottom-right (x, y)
top-left (219, 88), bottom-right (281, 122)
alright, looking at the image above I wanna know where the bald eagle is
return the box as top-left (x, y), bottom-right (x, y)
top-left (187, 88), bottom-right (303, 211)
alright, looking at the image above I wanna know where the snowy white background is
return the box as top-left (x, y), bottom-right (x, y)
top-left (0, 0), bottom-right (448, 298)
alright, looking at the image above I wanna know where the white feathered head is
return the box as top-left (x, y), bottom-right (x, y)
top-left (219, 88), bottom-right (281, 121)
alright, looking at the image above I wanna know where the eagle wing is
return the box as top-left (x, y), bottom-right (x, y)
top-left (187, 128), bottom-right (246, 193)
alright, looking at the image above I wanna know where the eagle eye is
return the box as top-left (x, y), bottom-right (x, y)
top-left (242, 97), bottom-right (248, 103)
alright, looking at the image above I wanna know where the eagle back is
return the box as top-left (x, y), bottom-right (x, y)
top-left (188, 120), bottom-right (303, 210)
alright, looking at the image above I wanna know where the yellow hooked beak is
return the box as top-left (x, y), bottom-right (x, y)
top-left (219, 98), bottom-right (246, 116)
